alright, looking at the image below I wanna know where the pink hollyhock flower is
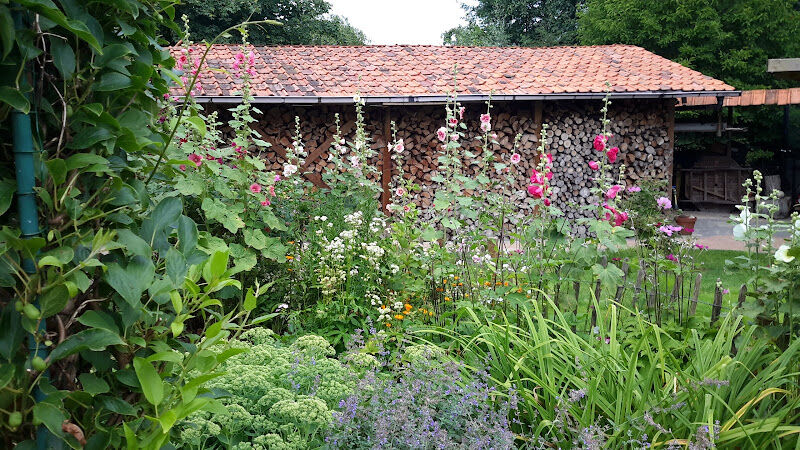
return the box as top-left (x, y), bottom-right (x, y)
top-left (448, 117), bottom-right (458, 127)
top-left (187, 153), bottom-right (202, 167)
top-left (528, 184), bottom-right (544, 198)
top-left (250, 183), bottom-right (262, 194)
top-left (248, 51), bottom-right (255, 65)
top-left (403, 204), bottom-right (411, 212)
top-left (480, 122), bottom-right (491, 133)
top-left (656, 196), bottom-right (672, 210)
top-left (722, 288), bottom-right (730, 294)
top-left (588, 161), bottom-right (599, 171)
top-left (437, 127), bottom-right (447, 142)
top-left (605, 185), bottom-right (623, 199)
top-left (179, 164), bottom-right (186, 171)
top-left (627, 186), bottom-right (641, 193)
top-left (543, 198), bottom-right (551, 206)
top-left (613, 211), bottom-right (629, 226)
top-left (666, 254), bottom-right (677, 262)
top-left (394, 139), bottom-right (404, 153)
top-left (606, 146), bottom-right (619, 163)
top-left (480, 113), bottom-right (491, 124)
top-left (659, 225), bottom-right (673, 236)
top-left (396, 187), bottom-right (405, 196)
top-left (491, 132), bottom-right (498, 140)
top-left (274, 174), bottom-right (281, 182)
top-left (269, 185), bottom-right (275, 197)
top-left (450, 134), bottom-right (459, 141)
top-left (458, 106), bottom-right (465, 119)
top-left (530, 169), bottom-right (543, 185)
top-left (205, 154), bottom-right (215, 160)
top-left (510, 153), bottom-right (521, 164)
top-left (260, 198), bottom-right (271, 207)
top-left (593, 135), bottom-right (608, 151)
top-left (545, 153), bottom-right (553, 164)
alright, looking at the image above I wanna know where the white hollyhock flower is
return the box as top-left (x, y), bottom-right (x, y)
top-left (775, 245), bottom-right (795, 263)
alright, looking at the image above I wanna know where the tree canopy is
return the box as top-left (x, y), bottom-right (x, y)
top-left (443, 0), bottom-right (582, 47)
top-left (578, 0), bottom-right (800, 89)
top-left (175, 0), bottom-right (367, 45)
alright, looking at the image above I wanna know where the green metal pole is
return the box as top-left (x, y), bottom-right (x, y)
top-left (12, 6), bottom-right (51, 450)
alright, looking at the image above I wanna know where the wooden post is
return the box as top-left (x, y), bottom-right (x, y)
top-left (711, 278), bottom-right (722, 324)
top-left (380, 107), bottom-right (392, 211)
top-left (737, 284), bottom-right (747, 308)
top-left (633, 267), bottom-right (645, 310)
top-left (689, 273), bottom-right (702, 316)
top-left (671, 274), bottom-right (682, 319)
top-left (614, 258), bottom-right (630, 302)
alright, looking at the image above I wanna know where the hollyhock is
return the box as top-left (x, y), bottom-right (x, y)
top-left (543, 198), bottom-right (551, 206)
top-left (179, 164), bottom-right (186, 171)
top-left (248, 51), bottom-right (255, 65)
top-left (666, 254), bottom-right (677, 262)
top-left (510, 153), bottom-right (521, 164)
top-left (274, 174), bottom-right (281, 182)
top-left (283, 164), bottom-right (298, 177)
top-left (480, 113), bottom-right (491, 124)
top-left (605, 185), bottom-right (623, 199)
top-left (528, 184), bottom-right (544, 198)
top-left (656, 196), bottom-right (672, 210)
top-left (396, 187), bottom-right (405, 196)
top-left (458, 106), bottom-right (465, 119)
top-left (448, 117), bottom-right (458, 127)
top-left (250, 183), bottom-right (262, 194)
top-left (480, 121), bottom-right (491, 133)
top-left (403, 204), bottom-right (411, 212)
top-left (437, 127), bottom-right (447, 142)
top-left (544, 153), bottom-right (553, 164)
top-left (606, 146), bottom-right (619, 163)
top-left (627, 186), bottom-right (641, 193)
top-left (260, 198), bottom-right (271, 207)
top-left (394, 139), bottom-right (404, 153)
top-left (491, 132), bottom-right (498, 140)
top-left (593, 134), bottom-right (608, 151)
top-left (187, 153), bottom-right (202, 167)
top-left (613, 211), bottom-right (629, 226)
top-left (269, 185), bottom-right (275, 197)
top-left (588, 161), bottom-right (599, 171)
top-left (450, 134), bottom-right (459, 141)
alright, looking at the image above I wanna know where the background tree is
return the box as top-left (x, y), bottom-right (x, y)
top-left (175, 0), bottom-right (366, 45)
top-left (443, 0), bottom-right (583, 46)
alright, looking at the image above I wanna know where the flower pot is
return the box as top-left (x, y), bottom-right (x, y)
top-left (675, 215), bottom-right (696, 235)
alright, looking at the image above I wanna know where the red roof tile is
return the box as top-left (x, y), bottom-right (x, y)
top-left (171, 44), bottom-right (735, 101)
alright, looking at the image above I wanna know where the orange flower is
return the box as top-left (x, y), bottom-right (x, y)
top-left (404, 303), bottom-right (412, 311)
top-left (444, 297), bottom-right (451, 302)
top-left (394, 314), bottom-right (404, 320)
top-left (386, 323), bottom-right (392, 327)
top-left (504, 281), bottom-right (509, 286)
top-left (285, 255), bottom-right (294, 260)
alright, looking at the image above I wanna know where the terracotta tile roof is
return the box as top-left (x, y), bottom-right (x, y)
top-left (677, 88), bottom-right (800, 107)
top-left (171, 44), bottom-right (736, 102)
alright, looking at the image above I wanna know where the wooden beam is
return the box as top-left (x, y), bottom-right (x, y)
top-left (380, 107), bottom-right (392, 211)
top-left (301, 119), bottom-right (355, 171)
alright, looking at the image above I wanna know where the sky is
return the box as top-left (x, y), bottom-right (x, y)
top-left (327, 0), bottom-right (472, 45)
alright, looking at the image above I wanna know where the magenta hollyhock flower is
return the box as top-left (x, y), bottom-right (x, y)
top-left (659, 225), bottom-right (673, 236)
top-left (480, 113), bottom-right (491, 124)
top-left (274, 174), bottom-right (281, 182)
top-left (269, 185), bottom-right (275, 197)
top-left (606, 146), bottom-right (619, 163)
top-left (588, 161), bottom-right (599, 171)
top-left (448, 117), bottom-right (458, 127)
top-left (627, 186), bottom-right (641, 193)
top-left (723, 288), bottom-right (730, 294)
top-left (605, 185), bottom-right (623, 199)
top-left (187, 153), bottom-right (202, 167)
top-left (666, 254), bottom-right (677, 262)
top-left (437, 127), bottom-right (447, 142)
top-left (656, 196), bottom-right (672, 210)
top-left (510, 153), bottom-right (521, 164)
top-left (250, 183), bottom-right (262, 194)
top-left (260, 198), bottom-right (271, 206)
top-left (613, 211), bottom-right (629, 226)
top-left (543, 198), bottom-right (551, 206)
top-left (593, 135), bottom-right (608, 151)
top-left (528, 184), bottom-right (544, 198)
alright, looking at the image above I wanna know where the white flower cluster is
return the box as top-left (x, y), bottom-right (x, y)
top-left (360, 242), bottom-right (385, 269)
top-left (344, 211), bottom-right (363, 227)
top-left (366, 290), bottom-right (381, 306)
top-left (369, 216), bottom-right (387, 234)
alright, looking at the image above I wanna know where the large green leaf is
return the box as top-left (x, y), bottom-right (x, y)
top-left (16, 0), bottom-right (101, 51)
top-left (133, 357), bottom-right (163, 406)
top-left (32, 402), bottom-right (66, 437)
top-left (116, 229), bottom-right (151, 257)
top-left (165, 247), bottom-right (186, 287)
top-left (0, 86), bottom-right (30, 113)
top-left (105, 255), bottom-right (154, 307)
top-left (79, 373), bottom-right (110, 395)
top-left (0, 6), bottom-right (14, 57)
top-left (0, 178), bottom-right (15, 216)
top-left (50, 36), bottom-right (76, 79)
top-left (95, 72), bottom-right (132, 91)
top-left (40, 283), bottom-right (69, 318)
top-left (49, 328), bottom-right (125, 362)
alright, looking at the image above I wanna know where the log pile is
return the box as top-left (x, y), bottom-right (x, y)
top-left (207, 99), bottom-right (673, 236)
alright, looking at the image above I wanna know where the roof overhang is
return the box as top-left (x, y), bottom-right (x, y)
top-left (189, 90), bottom-right (740, 105)
top-left (768, 58), bottom-right (800, 81)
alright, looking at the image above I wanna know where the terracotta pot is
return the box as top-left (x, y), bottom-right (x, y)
top-left (675, 215), bottom-right (697, 235)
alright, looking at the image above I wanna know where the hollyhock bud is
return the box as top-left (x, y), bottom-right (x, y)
top-left (588, 161), bottom-right (599, 171)
top-left (543, 198), bottom-right (551, 206)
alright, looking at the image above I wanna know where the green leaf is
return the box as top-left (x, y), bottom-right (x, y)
top-left (65, 153), bottom-right (108, 170)
top-left (94, 72), bottom-right (132, 91)
top-left (0, 179), bottom-right (15, 215)
top-left (185, 116), bottom-right (206, 138)
top-left (105, 255), bottom-right (155, 307)
top-left (202, 250), bottom-right (228, 282)
top-left (244, 287), bottom-right (257, 311)
top-left (133, 357), bottom-right (163, 406)
top-left (40, 284), bottom-right (69, 318)
top-left (174, 177), bottom-right (204, 196)
top-left (116, 229), bottom-right (151, 257)
top-left (66, 127), bottom-right (112, 149)
top-left (201, 197), bottom-right (244, 233)
top-left (165, 247), bottom-right (186, 287)
top-left (260, 237), bottom-right (287, 262)
top-left (76, 310), bottom-right (119, 334)
top-left (0, 86), bottom-right (30, 113)
top-left (0, 6), bottom-right (14, 58)
top-left (0, 364), bottom-right (13, 390)
top-left (16, 0), bottom-right (101, 51)
top-left (32, 402), bottom-right (66, 437)
top-left (50, 37), bottom-right (76, 79)
top-left (79, 373), bottom-right (110, 395)
top-left (177, 215), bottom-right (198, 255)
top-left (243, 228), bottom-right (268, 250)
top-left (49, 328), bottom-right (125, 362)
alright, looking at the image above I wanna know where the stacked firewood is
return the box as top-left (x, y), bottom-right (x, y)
top-left (208, 99), bottom-right (672, 236)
